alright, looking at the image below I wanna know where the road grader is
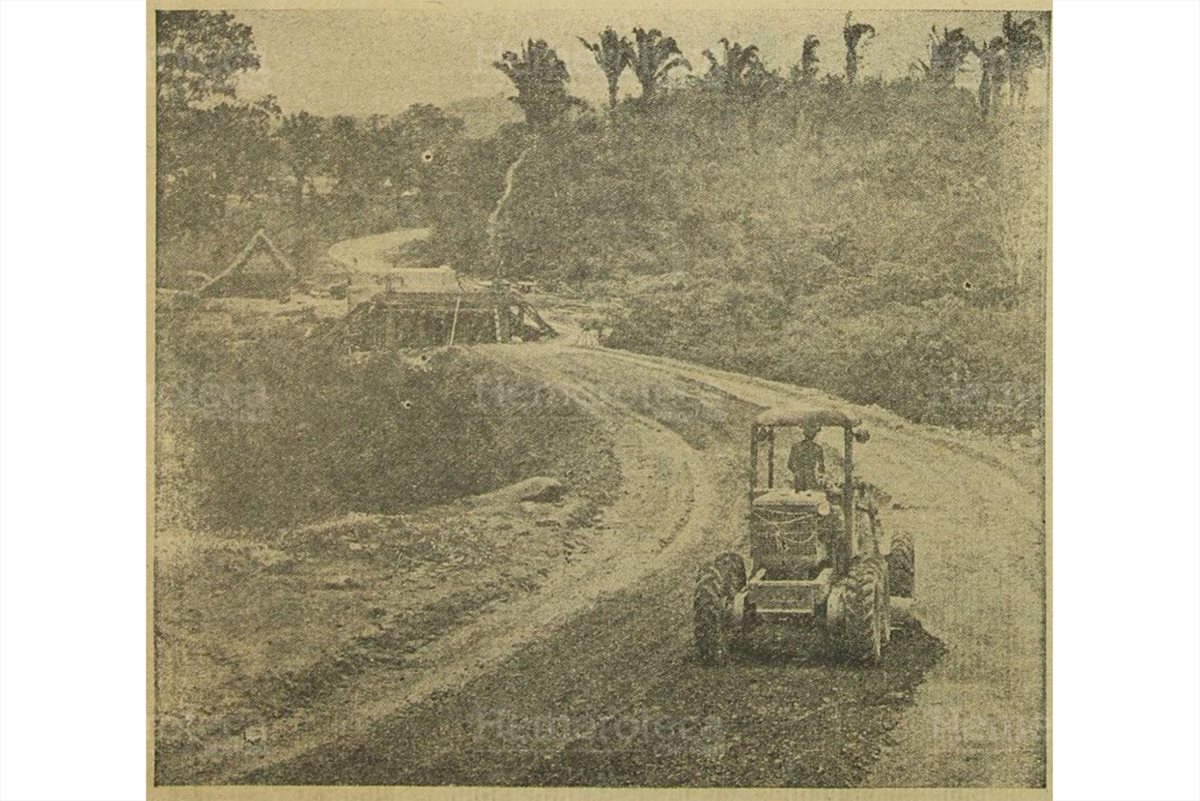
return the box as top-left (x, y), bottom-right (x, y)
top-left (694, 406), bottom-right (914, 665)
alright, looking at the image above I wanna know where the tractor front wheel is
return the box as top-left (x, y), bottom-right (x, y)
top-left (836, 557), bottom-right (889, 664)
top-left (694, 553), bottom-right (746, 666)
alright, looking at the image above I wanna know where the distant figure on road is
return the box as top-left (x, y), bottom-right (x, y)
top-left (788, 426), bottom-right (825, 491)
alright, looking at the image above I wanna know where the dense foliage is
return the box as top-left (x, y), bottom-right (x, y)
top-left (422, 69), bottom-right (1047, 431)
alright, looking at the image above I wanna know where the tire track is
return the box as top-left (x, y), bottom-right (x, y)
top-left (205, 344), bottom-right (721, 784)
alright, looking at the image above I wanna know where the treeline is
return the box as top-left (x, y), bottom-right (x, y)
top-left (498, 12), bottom-right (1044, 129)
top-left (156, 10), bottom-right (1046, 245)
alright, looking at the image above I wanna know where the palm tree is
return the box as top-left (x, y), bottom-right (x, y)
top-left (578, 27), bottom-right (632, 109)
top-left (922, 26), bottom-right (977, 87)
top-left (978, 36), bottom-right (1008, 118)
top-left (703, 38), bottom-right (780, 147)
top-left (628, 27), bottom-right (690, 103)
top-left (494, 39), bottom-right (582, 129)
top-left (798, 34), bottom-right (820, 85)
top-left (786, 35), bottom-right (821, 139)
top-left (1001, 12), bottom-right (1045, 107)
top-left (703, 38), bottom-right (768, 97)
top-left (843, 12), bottom-right (876, 85)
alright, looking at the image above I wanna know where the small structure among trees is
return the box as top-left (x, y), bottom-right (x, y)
top-left (345, 285), bottom-right (555, 350)
top-left (199, 229), bottom-right (298, 299)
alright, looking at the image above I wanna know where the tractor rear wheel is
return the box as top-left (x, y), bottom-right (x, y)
top-left (694, 554), bottom-right (746, 666)
top-left (888, 531), bottom-right (915, 598)
top-left (837, 557), bottom-right (888, 664)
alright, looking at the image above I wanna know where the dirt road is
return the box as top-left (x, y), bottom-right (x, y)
top-left (235, 341), bottom-right (1045, 787)
top-left (327, 228), bottom-right (432, 273)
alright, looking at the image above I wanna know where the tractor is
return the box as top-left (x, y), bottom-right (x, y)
top-left (693, 406), bottom-right (914, 665)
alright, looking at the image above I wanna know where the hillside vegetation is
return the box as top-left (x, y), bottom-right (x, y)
top-left (421, 85), bottom-right (1047, 433)
top-left (157, 11), bottom-right (1048, 433)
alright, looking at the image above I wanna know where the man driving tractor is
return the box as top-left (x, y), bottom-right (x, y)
top-left (694, 406), bottom-right (912, 666)
top-left (787, 425), bottom-right (825, 491)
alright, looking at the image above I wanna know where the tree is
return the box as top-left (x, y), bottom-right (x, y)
top-left (578, 28), bottom-right (632, 109)
top-left (843, 12), bottom-right (876, 86)
top-left (977, 37), bottom-right (1008, 118)
top-left (786, 35), bottom-right (822, 140)
top-left (158, 98), bottom-right (278, 239)
top-left (494, 40), bottom-right (583, 129)
top-left (327, 115), bottom-right (366, 197)
top-left (703, 38), bottom-right (776, 98)
top-left (156, 11), bottom-right (260, 111)
top-left (277, 111), bottom-right (324, 210)
top-left (1001, 12), bottom-right (1045, 107)
top-left (796, 34), bottom-right (821, 86)
top-left (920, 26), bottom-right (977, 87)
top-left (702, 38), bottom-right (781, 147)
top-left (373, 105), bottom-right (466, 212)
top-left (628, 27), bottom-right (690, 103)
top-left (155, 11), bottom-right (277, 238)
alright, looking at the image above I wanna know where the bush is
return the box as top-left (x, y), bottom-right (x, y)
top-left (156, 310), bottom-right (615, 530)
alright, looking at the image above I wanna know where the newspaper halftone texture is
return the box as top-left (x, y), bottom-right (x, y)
top-left (151, 2), bottom-right (1050, 796)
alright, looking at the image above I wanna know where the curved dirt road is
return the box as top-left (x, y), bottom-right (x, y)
top-left (237, 340), bottom-right (1045, 787)
top-left (327, 228), bottom-right (432, 273)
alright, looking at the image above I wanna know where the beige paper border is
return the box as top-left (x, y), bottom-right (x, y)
top-left (146, 1), bottom-right (1053, 797)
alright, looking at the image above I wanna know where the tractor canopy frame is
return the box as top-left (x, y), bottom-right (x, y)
top-left (749, 406), bottom-right (870, 554)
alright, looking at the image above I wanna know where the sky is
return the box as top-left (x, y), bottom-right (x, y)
top-left (233, 8), bottom-right (1049, 117)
